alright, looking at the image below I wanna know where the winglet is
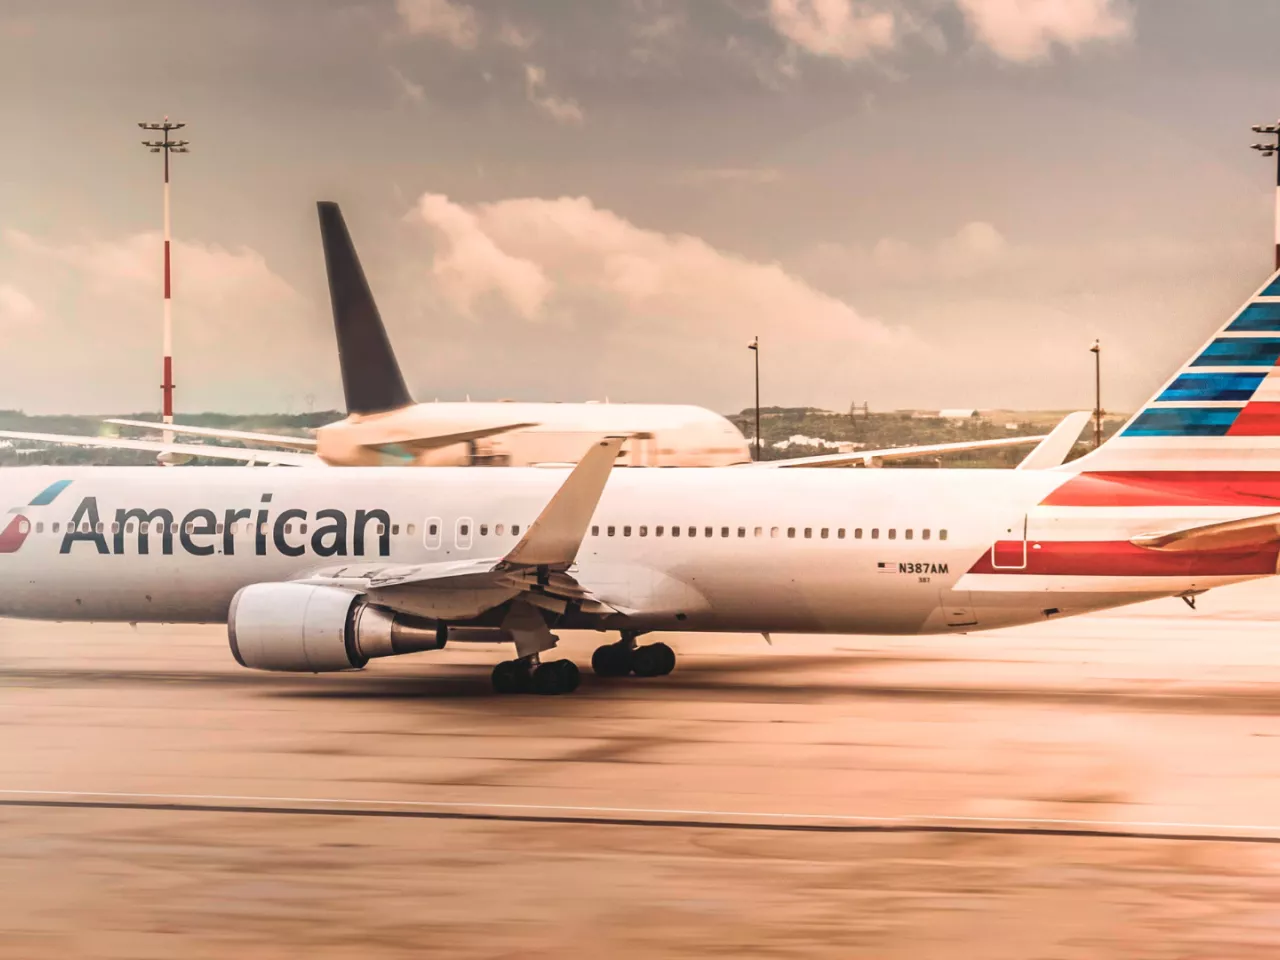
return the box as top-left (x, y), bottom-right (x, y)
top-left (317, 201), bottom-right (414, 416)
top-left (502, 436), bottom-right (625, 568)
top-left (1016, 411), bottom-right (1091, 470)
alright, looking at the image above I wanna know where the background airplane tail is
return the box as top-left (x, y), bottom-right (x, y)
top-left (317, 201), bottom-right (414, 417)
top-left (1073, 269), bottom-right (1280, 472)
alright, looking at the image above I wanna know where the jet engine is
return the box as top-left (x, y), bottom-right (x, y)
top-left (228, 582), bottom-right (446, 673)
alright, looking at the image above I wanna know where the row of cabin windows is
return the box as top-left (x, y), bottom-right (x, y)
top-left (587, 525), bottom-right (947, 541)
top-left (32, 520), bottom-right (404, 536)
top-left (426, 523), bottom-right (522, 538)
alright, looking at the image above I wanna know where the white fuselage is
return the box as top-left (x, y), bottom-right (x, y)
top-left (0, 465), bottom-right (1267, 635)
top-left (317, 402), bottom-right (752, 467)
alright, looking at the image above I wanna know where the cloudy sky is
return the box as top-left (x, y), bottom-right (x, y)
top-left (1, 0), bottom-right (1278, 416)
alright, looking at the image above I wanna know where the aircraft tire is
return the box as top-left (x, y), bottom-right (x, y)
top-left (591, 643), bottom-right (632, 677)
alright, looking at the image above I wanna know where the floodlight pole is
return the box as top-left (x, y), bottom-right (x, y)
top-left (1090, 339), bottom-right (1102, 449)
top-left (748, 336), bottom-right (760, 460)
top-left (1251, 122), bottom-right (1280, 271)
top-left (138, 118), bottom-right (190, 445)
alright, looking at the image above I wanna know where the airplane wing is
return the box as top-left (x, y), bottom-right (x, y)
top-left (753, 433), bottom-right (1051, 468)
top-left (0, 430), bottom-right (319, 466)
top-left (1131, 511), bottom-right (1280, 553)
top-left (104, 419), bottom-right (319, 451)
top-left (296, 437), bottom-right (627, 621)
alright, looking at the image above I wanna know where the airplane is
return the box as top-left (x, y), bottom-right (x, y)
top-left (1, 273), bottom-right (1278, 695)
top-left (0, 202), bottom-right (1054, 469)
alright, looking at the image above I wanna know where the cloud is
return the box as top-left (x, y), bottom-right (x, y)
top-left (0, 283), bottom-right (40, 326)
top-left (524, 64), bottom-right (585, 126)
top-left (766, 0), bottom-right (898, 60)
top-left (952, 0), bottom-right (1132, 61)
top-left (408, 191), bottom-right (903, 347)
top-left (395, 0), bottom-right (479, 49)
top-left (1, 229), bottom-right (326, 413)
top-left (389, 65), bottom-right (426, 104)
top-left (496, 20), bottom-right (536, 50)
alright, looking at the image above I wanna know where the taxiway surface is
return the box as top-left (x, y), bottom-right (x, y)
top-left (5, 580), bottom-right (1280, 957)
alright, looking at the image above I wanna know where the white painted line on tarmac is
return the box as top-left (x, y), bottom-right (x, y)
top-left (0, 788), bottom-right (1275, 835)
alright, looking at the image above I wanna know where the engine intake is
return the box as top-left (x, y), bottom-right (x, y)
top-left (228, 582), bottom-right (446, 673)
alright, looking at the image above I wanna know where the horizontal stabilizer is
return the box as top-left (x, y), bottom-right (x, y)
top-left (1016, 411), bottom-right (1091, 470)
top-left (317, 201), bottom-right (414, 416)
top-left (1131, 511), bottom-right (1280, 554)
top-left (363, 422), bottom-right (538, 456)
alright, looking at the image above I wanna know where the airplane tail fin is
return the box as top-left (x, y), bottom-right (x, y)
top-left (1072, 269), bottom-right (1280, 472)
top-left (317, 201), bottom-right (414, 416)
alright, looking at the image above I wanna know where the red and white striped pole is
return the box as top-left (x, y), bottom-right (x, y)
top-left (1251, 123), bottom-right (1280, 272)
top-left (139, 118), bottom-right (189, 446)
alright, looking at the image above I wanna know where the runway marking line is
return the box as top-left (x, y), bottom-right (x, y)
top-left (0, 789), bottom-right (1277, 844)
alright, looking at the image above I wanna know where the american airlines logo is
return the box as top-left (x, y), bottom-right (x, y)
top-left (58, 493), bottom-right (393, 558)
top-left (0, 479), bottom-right (73, 554)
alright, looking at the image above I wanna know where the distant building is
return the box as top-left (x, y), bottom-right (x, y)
top-left (939, 409), bottom-right (980, 420)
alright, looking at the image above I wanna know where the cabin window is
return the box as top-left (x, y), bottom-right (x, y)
top-left (940, 529), bottom-right (948, 541)
top-left (787, 527), bottom-right (796, 538)
top-left (888, 529), bottom-right (897, 540)
top-left (721, 527), bottom-right (729, 538)
top-left (671, 526), bottom-right (680, 537)
top-left (705, 527), bottom-right (713, 538)
top-left (608, 526), bottom-right (616, 537)
top-left (391, 524), bottom-right (399, 536)
top-left (281, 523), bottom-right (290, 534)
top-left (377, 524), bottom-right (386, 536)
top-left (459, 524), bottom-right (469, 536)
top-left (804, 528), bottom-right (812, 539)
top-left (512, 525), bottom-right (520, 535)
top-left (16, 520), bottom-right (28, 535)
top-left (639, 526), bottom-right (648, 537)
top-left (837, 528), bottom-right (845, 539)
top-left (656, 526), bottom-right (664, 537)
top-left (35, 522), bottom-right (43, 534)
top-left (688, 527), bottom-right (697, 537)
top-left (591, 525), bottom-right (599, 537)
top-left (905, 529), bottom-right (913, 540)
top-left (407, 524), bottom-right (416, 536)
top-left (771, 527), bottom-right (779, 538)
top-left (301, 523), bottom-right (308, 535)
top-left (257, 523), bottom-right (266, 536)
top-left (81, 522), bottom-right (90, 533)
top-left (96, 522), bottom-right (104, 534)
top-left (854, 528), bottom-right (862, 539)
top-left (216, 523), bottom-right (224, 534)
top-left (738, 527), bottom-right (746, 538)
top-left (111, 522), bottom-right (119, 534)
top-left (821, 528), bottom-right (829, 539)
top-left (494, 524), bottom-right (503, 535)
top-left (922, 529), bottom-right (930, 540)
top-left (479, 524), bottom-right (489, 536)
top-left (871, 529), bottom-right (879, 539)
top-left (624, 526), bottom-right (632, 537)
top-left (52, 523), bottom-right (59, 533)
top-left (754, 527), bottom-right (762, 537)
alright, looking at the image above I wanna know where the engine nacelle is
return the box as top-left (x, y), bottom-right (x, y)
top-left (228, 582), bottom-right (446, 673)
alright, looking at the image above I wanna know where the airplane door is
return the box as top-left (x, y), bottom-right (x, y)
top-left (989, 514), bottom-right (1028, 570)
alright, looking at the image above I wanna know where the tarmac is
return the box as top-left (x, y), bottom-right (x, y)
top-left (5, 579), bottom-right (1280, 957)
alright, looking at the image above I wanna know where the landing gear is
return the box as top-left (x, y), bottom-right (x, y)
top-left (491, 656), bottom-right (580, 695)
top-left (591, 633), bottom-right (676, 678)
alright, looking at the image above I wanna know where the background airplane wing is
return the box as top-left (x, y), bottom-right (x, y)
top-left (362, 422), bottom-right (538, 456)
top-left (752, 433), bottom-right (1050, 468)
top-left (1015, 411), bottom-right (1092, 470)
top-left (104, 419), bottom-right (319, 451)
top-left (0, 430), bottom-right (319, 466)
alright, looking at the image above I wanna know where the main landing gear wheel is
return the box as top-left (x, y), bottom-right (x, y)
top-left (491, 658), bottom-right (580, 695)
top-left (591, 639), bottom-right (676, 678)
